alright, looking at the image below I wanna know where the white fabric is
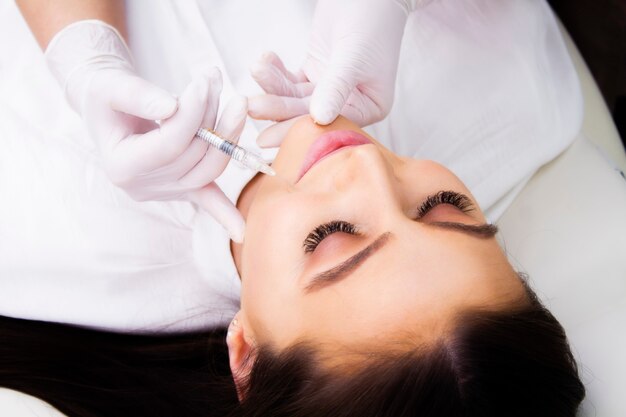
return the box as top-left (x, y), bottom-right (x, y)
top-left (367, 0), bottom-right (582, 220)
top-left (398, 0), bottom-right (436, 13)
top-left (0, 0), bottom-right (580, 332)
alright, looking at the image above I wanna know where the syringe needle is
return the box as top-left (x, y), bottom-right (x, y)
top-left (195, 128), bottom-right (275, 176)
top-left (241, 152), bottom-right (276, 176)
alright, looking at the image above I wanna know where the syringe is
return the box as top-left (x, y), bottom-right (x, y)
top-left (195, 128), bottom-right (276, 176)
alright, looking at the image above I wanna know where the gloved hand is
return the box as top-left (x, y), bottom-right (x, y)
top-left (248, 0), bottom-right (419, 141)
top-left (45, 20), bottom-right (246, 242)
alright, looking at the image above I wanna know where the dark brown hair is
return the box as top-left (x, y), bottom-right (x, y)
top-left (0, 285), bottom-right (584, 417)
top-left (0, 316), bottom-right (238, 417)
top-left (240, 296), bottom-right (585, 416)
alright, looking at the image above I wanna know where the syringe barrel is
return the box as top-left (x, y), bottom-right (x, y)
top-left (196, 128), bottom-right (245, 161)
top-left (228, 145), bottom-right (247, 162)
top-left (196, 128), bottom-right (273, 175)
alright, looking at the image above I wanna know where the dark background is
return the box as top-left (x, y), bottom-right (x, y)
top-left (547, 0), bottom-right (626, 146)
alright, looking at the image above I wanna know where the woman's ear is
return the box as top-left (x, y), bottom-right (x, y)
top-left (226, 311), bottom-right (256, 401)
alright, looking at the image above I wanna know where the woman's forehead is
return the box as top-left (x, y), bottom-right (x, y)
top-left (253, 223), bottom-right (522, 350)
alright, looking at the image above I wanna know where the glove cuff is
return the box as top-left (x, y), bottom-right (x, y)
top-left (45, 20), bottom-right (135, 112)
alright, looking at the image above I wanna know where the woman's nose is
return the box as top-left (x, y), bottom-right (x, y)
top-left (332, 144), bottom-right (400, 200)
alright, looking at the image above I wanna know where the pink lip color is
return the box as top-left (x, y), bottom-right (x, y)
top-left (297, 130), bottom-right (371, 181)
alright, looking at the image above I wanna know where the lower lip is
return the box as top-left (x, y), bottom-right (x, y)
top-left (298, 130), bottom-right (371, 181)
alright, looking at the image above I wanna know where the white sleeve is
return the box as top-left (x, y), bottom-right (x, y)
top-left (367, 0), bottom-right (582, 215)
top-left (395, 0), bottom-right (435, 14)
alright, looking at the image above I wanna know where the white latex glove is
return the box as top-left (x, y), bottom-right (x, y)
top-left (45, 20), bottom-right (246, 241)
top-left (248, 0), bottom-right (423, 144)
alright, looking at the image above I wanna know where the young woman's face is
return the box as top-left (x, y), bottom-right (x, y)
top-left (238, 116), bottom-right (524, 351)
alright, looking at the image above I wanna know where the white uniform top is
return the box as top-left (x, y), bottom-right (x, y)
top-left (0, 0), bottom-right (581, 332)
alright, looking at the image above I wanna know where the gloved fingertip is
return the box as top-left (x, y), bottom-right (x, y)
top-left (257, 51), bottom-right (280, 68)
top-left (255, 134), bottom-right (272, 148)
top-left (250, 61), bottom-right (266, 78)
top-left (247, 95), bottom-right (267, 119)
top-left (231, 94), bottom-right (248, 114)
top-left (147, 95), bottom-right (179, 120)
top-left (228, 220), bottom-right (246, 244)
top-left (309, 92), bottom-right (339, 125)
top-left (260, 51), bottom-right (278, 64)
top-left (178, 76), bottom-right (208, 109)
top-left (256, 129), bottom-right (283, 148)
top-left (310, 107), bottom-right (337, 125)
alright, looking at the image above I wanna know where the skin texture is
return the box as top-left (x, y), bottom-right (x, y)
top-left (228, 116), bottom-right (525, 382)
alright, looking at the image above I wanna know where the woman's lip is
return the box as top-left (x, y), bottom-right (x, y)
top-left (297, 130), bottom-right (371, 181)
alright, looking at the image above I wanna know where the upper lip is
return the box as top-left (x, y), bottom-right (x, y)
top-left (297, 130), bottom-right (371, 181)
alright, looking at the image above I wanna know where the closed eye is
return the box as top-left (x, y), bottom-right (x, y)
top-left (416, 191), bottom-right (474, 219)
top-left (302, 191), bottom-right (473, 254)
top-left (303, 220), bottom-right (359, 253)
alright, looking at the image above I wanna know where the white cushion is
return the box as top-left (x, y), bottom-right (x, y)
top-left (498, 17), bottom-right (626, 416)
top-left (0, 389), bottom-right (66, 417)
top-left (498, 135), bottom-right (626, 416)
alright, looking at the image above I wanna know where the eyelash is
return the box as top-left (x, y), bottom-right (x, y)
top-left (416, 190), bottom-right (474, 218)
top-left (303, 221), bottom-right (358, 253)
top-left (302, 191), bottom-right (474, 253)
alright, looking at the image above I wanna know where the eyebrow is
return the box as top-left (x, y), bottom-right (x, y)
top-left (303, 222), bottom-right (497, 294)
top-left (427, 222), bottom-right (499, 238)
top-left (304, 232), bottom-right (391, 293)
